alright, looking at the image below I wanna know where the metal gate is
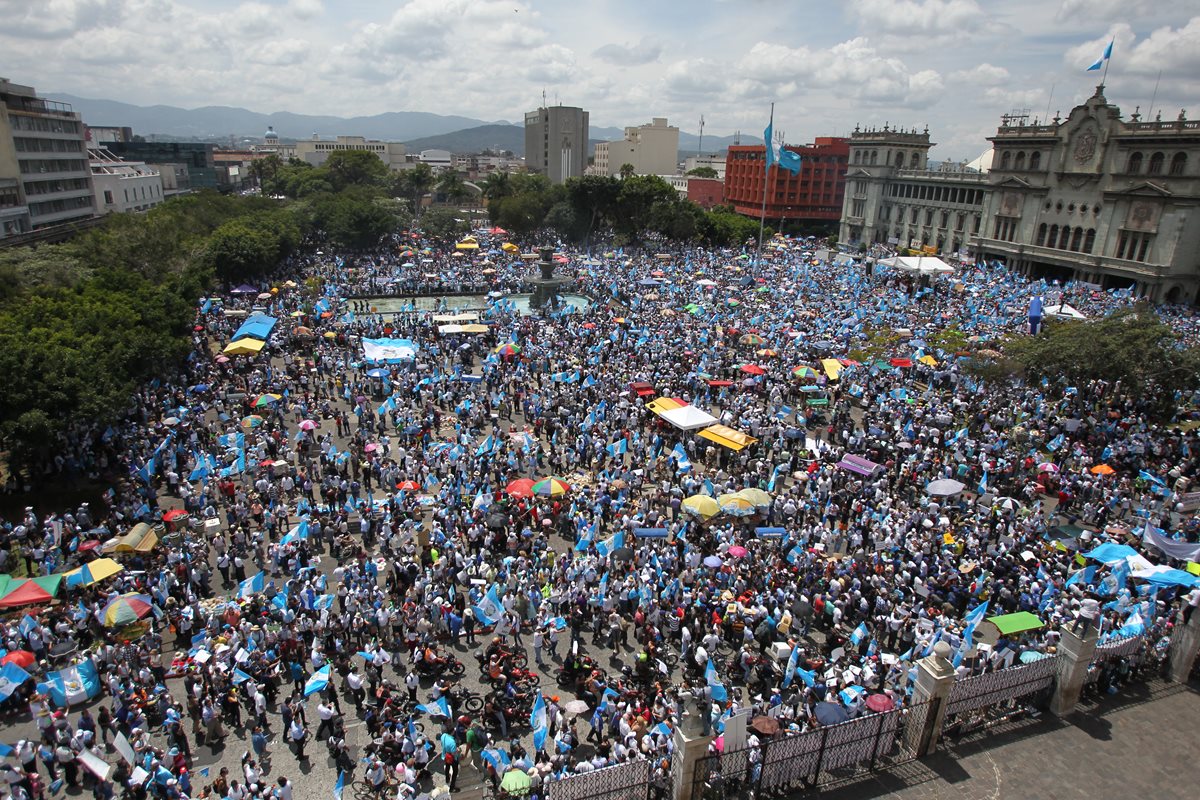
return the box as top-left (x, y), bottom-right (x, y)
top-left (546, 759), bottom-right (652, 800)
top-left (1081, 634), bottom-right (1155, 701)
top-left (692, 700), bottom-right (931, 798)
top-left (941, 655), bottom-right (1059, 740)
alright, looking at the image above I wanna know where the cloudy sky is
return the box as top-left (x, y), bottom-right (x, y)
top-left (2, 0), bottom-right (1198, 159)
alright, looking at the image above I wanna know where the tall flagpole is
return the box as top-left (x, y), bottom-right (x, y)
top-left (757, 102), bottom-right (774, 268)
top-left (1100, 40), bottom-right (1113, 87)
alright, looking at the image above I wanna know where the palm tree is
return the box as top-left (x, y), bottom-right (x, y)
top-left (619, 163), bottom-right (635, 180)
top-left (401, 163), bottom-right (435, 218)
top-left (479, 171), bottom-right (513, 204)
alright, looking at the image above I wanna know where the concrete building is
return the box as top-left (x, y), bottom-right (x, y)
top-left (976, 86), bottom-right (1200, 302)
top-left (684, 154), bottom-right (726, 180)
top-left (524, 105), bottom-right (589, 184)
top-left (592, 118), bottom-right (679, 177)
top-left (85, 125), bottom-right (134, 145)
top-left (418, 149), bottom-right (453, 171)
top-left (724, 138), bottom-right (850, 227)
top-left (687, 177), bottom-right (724, 209)
top-left (839, 125), bottom-right (987, 256)
top-left (89, 147), bottom-right (164, 214)
top-left (288, 134), bottom-right (407, 170)
top-left (104, 140), bottom-right (220, 191)
top-left (0, 77), bottom-right (96, 231)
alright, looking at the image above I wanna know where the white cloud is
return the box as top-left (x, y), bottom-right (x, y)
top-left (288, 0), bottom-right (322, 19)
top-left (1056, 0), bottom-right (1155, 22)
top-left (847, 0), bottom-right (985, 36)
top-left (592, 37), bottom-right (663, 67)
top-left (249, 38), bottom-right (311, 67)
top-left (951, 63), bottom-right (1009, 86)
top-left (0, 0), bottom-right (125, 39)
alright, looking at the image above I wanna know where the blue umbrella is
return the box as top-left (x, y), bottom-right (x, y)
top-left (814, 702), bottom-right (848, 725)
top-left (188, 384), bottom-right (209, 393)
top-left (366, 368), bottom-right (389, 378)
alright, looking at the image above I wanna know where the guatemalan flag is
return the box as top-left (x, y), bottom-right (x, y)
top-left (1087, 39), bottom-right (1113, 71)
top-left (40, 659), bottom-right (101, 707)
top-left (705, 659), bottom-right (727, 703)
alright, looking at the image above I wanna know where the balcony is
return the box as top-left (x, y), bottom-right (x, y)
top-left (976, 237), bottom-right (1168, 279)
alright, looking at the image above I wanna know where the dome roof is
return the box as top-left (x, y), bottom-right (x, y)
top-left (264, 126), bottom-right (278, 140)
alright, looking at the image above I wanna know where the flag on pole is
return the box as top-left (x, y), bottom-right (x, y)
top-left (763, 119), bottom-right (776, 173)
top-left (777, 148), bottom-right (802, 175)
top-left (304, 664), bottom-right (331, 697)
top-left (530, 691), bottom-right (548, 751)
top-left (781, 645), bottom-right (799, 689)
top-left (333, 771), bottom-right (345, 800)
top-left (705, 659), bottom-right (727, 702)
top-left (1087, 39), bottom-right (1114, 71)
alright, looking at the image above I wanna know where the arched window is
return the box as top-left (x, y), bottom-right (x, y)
top-left (1058, 226), bottom-right (1072, 249)
top-left (1000, 151), bottom-right (1012, 170)
top-left (1148, 152), bottom-right (1164, 175)
top-left (1070, 227), bottom-right (1083, 251)
top-left (1170, 153), bottom-right (1187, 176)
top-left (910, 152), bottom-right (920, 168)
top-left (1048, 224), bottom-right (1059, 247)
top-left (853, 151), bottom-right (861, 164)
top-left (1036, 223), bottom-right (1047, 246)
top-left (1127, 152), bottom-right (1143, 173)
top-left (1029, 152), bottom-right (1041, 170)
top-left (1083, 228), bottom-right (1096, 253)
top-left (1015, 152), bottom-right (1027, 170)
top-left (870, 150), bottom-right (878, 165)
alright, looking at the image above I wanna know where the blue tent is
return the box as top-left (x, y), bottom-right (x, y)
top-left (755, 527), bottom-right (786, 537)
top-left (633, 528), bottom-right (668, 538)
top-left (232, 314), bottom-right (277, 341)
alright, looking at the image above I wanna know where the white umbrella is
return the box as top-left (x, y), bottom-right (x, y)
top-left (562, 699), bottom-right (590, 715)
top-left (926, 479), bottom-right (966, 496)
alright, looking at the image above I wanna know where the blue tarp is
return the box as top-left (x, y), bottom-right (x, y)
top-left (755, 527), bottom-right (786, 537)
top-left (633, 528), bottom-right (668, 538)
top-left (232, 313), bottom-right (277, 341)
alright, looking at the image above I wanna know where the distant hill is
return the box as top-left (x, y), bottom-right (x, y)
top-left (45, 93), bottom-right (502, 142)
top-left (404, 124), bottom-right (524, 155)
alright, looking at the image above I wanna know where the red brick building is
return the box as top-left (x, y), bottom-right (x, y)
top-left (686, 177), bottom-right (724, 209)
top-left (723, 137), bottom-right (849, 225)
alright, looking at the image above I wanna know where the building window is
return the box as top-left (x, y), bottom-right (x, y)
top-left (941, 211), bottom-right (949, 228)
top-left (1036, 223), bottom-right (1047, 246)
top-left (103, 190), bottom-right (114, 205)
top-left (1030, 152), bottom-right (1041, 170)
top-left (1048, 224), bottom-right (1058, 247)
top-left (1058, 226), bottom-right (1072, 249)
top-left (1148, 152), bottom-right (1164, 175)
top-left (1015, 152), bottom-right (1026, 170)
top-left (1083, 228), bottom-right (1096, 253)
top-left (854, 151), bottom-right (861, 164)
top-left (1170, 153), bottom-right (1187, 176)
top-left (957, 213), bottom-right (965, 231)
top-left (910, 152), bottom-right (919, 168)
top-left (1070, 227), bottom-right (1083, 251)
top-left (1127, 152), bottom-right (1143, 173)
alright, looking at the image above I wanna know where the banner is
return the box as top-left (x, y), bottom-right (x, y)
top-left (362, 338), bottom-right (419, 363)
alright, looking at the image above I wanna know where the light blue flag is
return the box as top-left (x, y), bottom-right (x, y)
top-left (232, 668), bottom-right (254, 684)
top-left (416, 696), bottom-right (451, 718)
top-left (795, 667), bottom-right (816, 687)
top-left (671, 442), bottom-right (692, 474)
top-left (705, 659), bottom-right (727, 703)
top-left (777, 148), bottom-right (802, 175)
top-left (0, 662), bottom-right (31, 702)
top-left (595, 530), bottom-right (625, 558)
top-left (977, 470), bottom-right (989, 495)
top-left (239, 571), bottom-right (265, 598)
top-left (849, 622), bottom-right (869, 646)
top-left (530, 691), bottom-right (548, 751)
top-left (781, 645), bottom-right (800, 689)
top-left (763, 119), bottom-right (776, 173)
top-left (304, 664), bottom-right (331, 697)
top-left (1087, 39), bottom-right (1113, 71)
top-left (333, 772), bottom-right (345, 800)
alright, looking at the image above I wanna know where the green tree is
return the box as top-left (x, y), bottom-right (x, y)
top-left (324, 149), bottom-right (388, 191)
top-left (308, 191), bottom-right (398, 249)
top-left (1001, 307), bottom-right (1200, 419)
top-left (686, 166), bottom-right (718, 179)
top-left (435, 171), bottom-right (471, 206)
top-left (397, 163), bottom-right (436, 216)
top-left (612, 175), bottom-right (679, 242)
top-left (203, 220), bottom-right (280, 282)
top-left (479, 171), bottom-right (513, 204)
top-left (565, 175), bottom-right (620, 246)
top-left (618, 163), bottom-right (635, 180)
top-left (418, 207), bottom-right (470, 241)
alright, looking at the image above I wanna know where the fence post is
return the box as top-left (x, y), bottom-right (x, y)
top-left (1050, 625), bottom-right (1098, 716)
top-left (906, 641), bottom-right (956, 757)
top-left (673, 731), bottom-right (713, 800)
top-left (1167, 609), bottom-right (1200, 683)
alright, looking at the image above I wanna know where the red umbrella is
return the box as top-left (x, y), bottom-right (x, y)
top-left (395, 481), bottom-right (420, 491)
top-left (162, 509), bottom-right (188, 522)
top-left (78, 540), bottom-right (101, 553)
top-left (740, 364), bottom-right (766, 376)
top-left (506, 478), bottom-right (535, 499)
top-left (0, 650), bottom-right (35, 668)
top-left (865, 694), bottom-right (895, 712)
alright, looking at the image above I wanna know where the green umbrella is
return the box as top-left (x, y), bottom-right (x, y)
top-left (500, 770), bottom-right (532, 793)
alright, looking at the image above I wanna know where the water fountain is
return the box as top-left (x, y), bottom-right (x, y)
top-left (528, 246), bottom-right (570, 311)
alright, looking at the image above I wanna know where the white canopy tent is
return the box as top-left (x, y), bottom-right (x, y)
top-left (1044, 303), bottom-right (1086, 320)
top-left (659, 405), bottom-right (720, 431)
top-left (878, 256), bottom-right (956, 275)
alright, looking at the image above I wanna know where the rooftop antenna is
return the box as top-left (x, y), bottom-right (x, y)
top-left (698, 115), bottom-right (705, 157)
top-left (1043, 82), bottom-right (1055, 126)
top-left (542, 89), bottom-right (546, 110)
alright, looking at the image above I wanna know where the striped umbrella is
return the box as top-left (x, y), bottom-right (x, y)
top-left (241, 415), bottom-right (264, 429)
top-left (532, 477), bottom-right (571, 497)
top-left (102, 593), bottom-right (155, 627)
top-left (495, 343), bottom-right (521, 356)
top-left (792, 366), bottom-right (819, 379)
top-left (739, 333), bottom-right (764, 346)
top-left (253, 393), bottom-right (282, 408)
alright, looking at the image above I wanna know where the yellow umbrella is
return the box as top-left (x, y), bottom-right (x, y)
top-left (682, 495), bottom-right (721, 521)
top-left (735, 488), bottom-right (772, 509)
top-left (501, 242), bottom-right (520, 254)
top-left (918, 354), bottom-right (938, 366)
top-left (323, 331), bottom-right (338, 339)
top-left (717, 494), bottom-right (756, 517)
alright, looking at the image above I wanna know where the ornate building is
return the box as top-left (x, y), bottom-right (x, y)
top-left (977, 86), bottom-right (1199, 302)
top-left (839, 124), bottom-right (987, 256)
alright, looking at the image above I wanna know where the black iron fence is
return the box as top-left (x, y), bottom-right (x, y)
top-left (941, 654), bottom-right (1059, 741)
top-left (692, 700), bottom-right (932, 799)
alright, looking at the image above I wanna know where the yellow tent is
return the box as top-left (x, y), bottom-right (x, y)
top-left (820, 358), bottom-right (843, 380)
top-left (223, 338), bottom-right (265, 355)
top-left (455, 237), bottom-right (480, 251)
top-left (646, 397), bottom-right (686, 416)
top-left (101, 523), bottom-right (160, 554)
top-left (919, 354), bottom-right (938, 366)
top-left (698, 424), bottom-right (758, 451)
top-left (461, 324), bottom-right (490, 333)
top-left (501, 242), bottom-right (520, 254)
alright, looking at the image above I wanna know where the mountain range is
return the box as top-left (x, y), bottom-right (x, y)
top-left (47, 93), bottom-right (741, 156)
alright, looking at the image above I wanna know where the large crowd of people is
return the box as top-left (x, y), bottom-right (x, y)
top-left (1, 228), bottom-right (1199, 800)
